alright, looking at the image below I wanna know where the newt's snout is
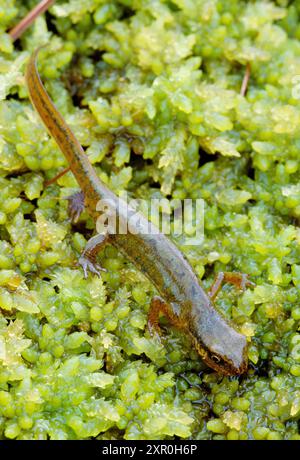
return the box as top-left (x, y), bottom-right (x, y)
top-left (189, 304), bottom-right (249, 375)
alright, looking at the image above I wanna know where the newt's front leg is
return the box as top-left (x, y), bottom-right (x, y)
top-left (78, 233), bottom-right (109, 278)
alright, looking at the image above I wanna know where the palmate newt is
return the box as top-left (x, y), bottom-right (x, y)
top-left (26, 48), bottom-right (254, 376)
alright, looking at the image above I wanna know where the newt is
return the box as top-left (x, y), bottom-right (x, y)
top-left (25, 48), bottom-right (254, 376)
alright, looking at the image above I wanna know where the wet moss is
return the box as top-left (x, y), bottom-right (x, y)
top-left (0, 0), bottom-right (300, 440)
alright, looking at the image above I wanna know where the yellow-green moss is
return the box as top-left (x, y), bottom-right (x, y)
top-left (0, 0), bottom-right (300, 440)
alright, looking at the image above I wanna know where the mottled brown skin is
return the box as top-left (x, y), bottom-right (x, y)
top-left (26, 49), bottom-right (253, 376)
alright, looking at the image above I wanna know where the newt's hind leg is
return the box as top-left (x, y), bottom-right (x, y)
top-left (78, 233), bottom-right (109, 278)
top-left (65, 191), bottom-right (85, 223)
top-left (208, 272), bottom-right (255, 301)
top-left (147, 296), bottom-right (180, 338)
top-left (65, 191), bottom-right (109, 278)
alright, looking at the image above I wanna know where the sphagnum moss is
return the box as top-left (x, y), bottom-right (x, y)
top-left (0, 0), bottom-right (300, 440)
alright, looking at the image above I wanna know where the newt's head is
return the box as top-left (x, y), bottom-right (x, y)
top-left (188, 304), bottom-right (248, 376)
top-left (193, 335), bottom-right (248, 376)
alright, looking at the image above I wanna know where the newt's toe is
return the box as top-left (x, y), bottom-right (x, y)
top-left (241, 274), bottom-right (256, 290)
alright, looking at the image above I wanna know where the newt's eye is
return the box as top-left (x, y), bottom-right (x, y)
top-left (211, 354), bottom-right (221, 364)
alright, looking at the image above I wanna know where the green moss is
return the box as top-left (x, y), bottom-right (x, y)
top-left (0, 0), bottom-right (300, 440)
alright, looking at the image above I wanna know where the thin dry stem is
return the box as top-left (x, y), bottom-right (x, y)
top-left (9, 0), bottom-right (55, 42)
top-left (44, 167), bottom-right (71, 188)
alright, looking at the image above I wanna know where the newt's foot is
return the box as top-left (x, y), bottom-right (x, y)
top-left (147, 320), bottom-right (163, 343)
top-left (66, 191), bottom-right (85, 223)
top-left (77, 255), bottom-right (106, 279)
top-left (78, 234), bottom-right (109, 278)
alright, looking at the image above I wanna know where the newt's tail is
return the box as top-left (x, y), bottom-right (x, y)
top-left (25, 48), bottom-right (101, 196)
